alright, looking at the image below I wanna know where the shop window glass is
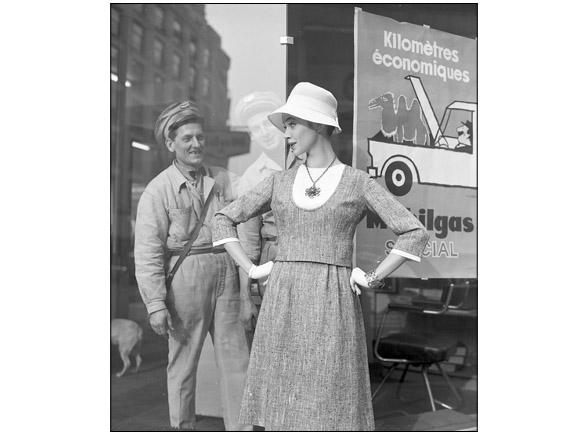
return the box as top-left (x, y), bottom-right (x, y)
top-left (130, 22), bottom-right (144, 53)
top-left (128, 59), bottom-right (144, 90)
top-left (111, 5), bottom-right (477, 415)
top-left (171, 53), bottom-right (181, 79)
top-left (154, 75), bottom-right (164, 101)
top-left (202, 106), bottom-right (211, 123)
top-left (284, 4), bottom-right (477, 381)
top-left (111, 3), bottom-right (287, 322)
top-left (189, 67), bottom-right (197, 93)
top-left (111, 8), bottom-right (120, 36)
top-left (111, 45), bottom-right (118, 74)
top-left (172, 19), bottom-right (183, 44)
top-left (203, 48), bottom-right (210, 69)
top-left (208, 50), bottom-right (214, 69)
top-left (129, 99), bottom-right (143, 126)
top-left (202, 76), bottom-right (210, 96)
top-left (153, 5), bottom-right (165, 30)
top-left (189, 39), bottom-right (197, 62)
top-left (153, 39), bottom-right (164, 67)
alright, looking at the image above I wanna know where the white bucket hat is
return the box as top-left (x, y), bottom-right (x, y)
top-left (268, 82), bottom-right (342, 135)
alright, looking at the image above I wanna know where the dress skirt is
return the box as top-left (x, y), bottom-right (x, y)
top-left (239, 260), bottom-right (375, 431)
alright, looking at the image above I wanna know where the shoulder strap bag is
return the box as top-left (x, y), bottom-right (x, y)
top-left (165, 184), bottom-right (217, 288)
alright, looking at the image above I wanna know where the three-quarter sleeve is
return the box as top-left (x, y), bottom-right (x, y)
top-left (361, 175), bottom-right (429, 260)
top-left (213, 173), bottom-right (275, 245)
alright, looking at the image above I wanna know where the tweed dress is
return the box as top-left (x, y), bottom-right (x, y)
top-left (213, 165), bottom-right (429, 431)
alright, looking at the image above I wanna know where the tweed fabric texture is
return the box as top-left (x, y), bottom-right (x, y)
top-left (213, 165), bottom-right (429, 430)
top-left (241, 261), bottom-right (374, 430)
top-left (213, 165), bottom-right (429, 267)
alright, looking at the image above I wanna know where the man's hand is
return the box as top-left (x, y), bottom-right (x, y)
top-left (149, 308), bottom-right (174, 336)
top-left (350, 267), bottom-right (369, 295)
top-left (239, 295), bottom-right (259, 334)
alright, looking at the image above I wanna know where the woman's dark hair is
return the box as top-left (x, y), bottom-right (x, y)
top-left (310, 122), bottom-right (336, 137)
top-left (325, 125), bottom-right (336, 136)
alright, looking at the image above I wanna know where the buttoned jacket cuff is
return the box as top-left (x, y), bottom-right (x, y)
top-left (391, 248), bottom-right (421, 262)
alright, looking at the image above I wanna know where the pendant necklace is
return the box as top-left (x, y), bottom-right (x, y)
top-left (304, 156), bottom-right (337, 198)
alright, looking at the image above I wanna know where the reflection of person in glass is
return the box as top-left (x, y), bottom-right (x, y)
top-left (234, 92), bottom-right (283, 291)
top-left (233, 92), bottom-right (302, 339)
top-left (134, 100), bottom-right (252, 431)
top-left (213, 83), bottom-right (429, 431)
top-left (455, 120), bottom-right (473, 153)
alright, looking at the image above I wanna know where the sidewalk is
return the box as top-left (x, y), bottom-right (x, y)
top-left (111, 305), bottom-right (229, 431)
top-left (111, 366), bottom-right (226, 431)
top-left (111, 304), bottom-right (477, 431)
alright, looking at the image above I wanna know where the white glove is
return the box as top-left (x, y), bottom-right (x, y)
top-left (249, 261), bottom-right (274, 280)
top-left (350, 267), bottom-right (369, 295)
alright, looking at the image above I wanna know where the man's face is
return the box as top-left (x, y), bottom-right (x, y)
top-left (247, 112), bottom-right (282, 152)
top-left (457, 124), bottom-right (471, 145)
top-left (165, 122), bottom-right (205, 168)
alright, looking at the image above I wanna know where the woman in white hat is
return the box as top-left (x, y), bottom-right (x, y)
top-left (213, 82), bottom-right (429, 431)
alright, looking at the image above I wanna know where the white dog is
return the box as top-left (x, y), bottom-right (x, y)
top-left (111, 318), bottom-right (143, 377)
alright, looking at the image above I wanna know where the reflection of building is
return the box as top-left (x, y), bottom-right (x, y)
top-left (111, 4), bottom-right (235, 182)
top-left (111, 4), bottom-right (231, 132)
top-left (110, 4), bottom-right (244, 318)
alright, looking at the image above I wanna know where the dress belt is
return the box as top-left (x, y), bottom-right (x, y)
top-left (263, 236), bottom-right (277, 242)
top-left (169, 245), bottom-right (225, 257)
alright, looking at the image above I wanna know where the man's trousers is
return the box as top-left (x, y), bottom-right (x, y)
top-left (166, 251), bottom-right (251, 430)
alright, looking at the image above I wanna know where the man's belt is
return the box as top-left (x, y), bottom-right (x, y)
top-left (169, 245), bottom-right (225, 257)
top-left (263, 236), bottom-right (277, 242)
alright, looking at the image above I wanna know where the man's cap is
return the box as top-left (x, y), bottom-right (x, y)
top-left (460, 120), bottom-right (473, 131)
top-left (154, 100), bottom-right (203, 146)
top-left (234, 91), bottom-right (283, 126)
top-left (268, 82), bottom-right (341, 134)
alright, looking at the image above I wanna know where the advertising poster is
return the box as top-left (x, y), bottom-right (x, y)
top-left (354, 9), bottom-right (477, 278)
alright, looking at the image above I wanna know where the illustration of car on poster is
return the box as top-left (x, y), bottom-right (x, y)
top-left (366, 75), bottom-right (477, 196)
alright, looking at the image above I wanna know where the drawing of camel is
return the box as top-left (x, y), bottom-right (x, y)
top-left (397, 95), bottom-right (430, 146)
top-left (368, 92), bottom-right (401, 141)
top-left (368, 91), bottom-right (429, 146)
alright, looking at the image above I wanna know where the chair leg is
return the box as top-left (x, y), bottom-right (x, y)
top-left (433, 362), bottom-right (463, 410)
top-left (421, 365), bottom-right (437, 411)
top-left (395, 364), bottom-right (411, 404)
top-left (399, 363), bottom-right (410, 384)
top-left (371, 363), bottom-right (398, 400)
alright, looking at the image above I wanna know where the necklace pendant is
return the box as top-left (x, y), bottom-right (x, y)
top-left (305, 185), bottom-right (321, 198)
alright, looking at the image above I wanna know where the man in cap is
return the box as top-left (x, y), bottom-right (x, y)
top-left (232, 92), bottom-right (302, 337)
top-left (455, 120), bottom-right (473, 153)
top-left (134, 100), bottom-right (252, 431)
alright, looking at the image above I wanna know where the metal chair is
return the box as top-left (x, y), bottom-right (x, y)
top-left (372, 282), bottom-right (470, 412)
